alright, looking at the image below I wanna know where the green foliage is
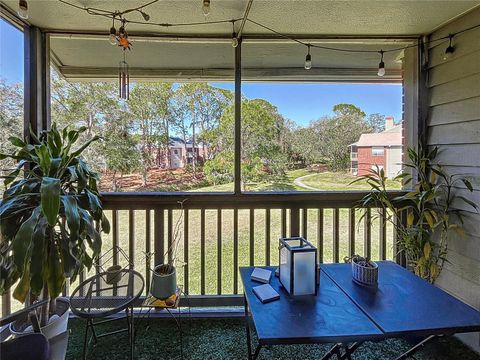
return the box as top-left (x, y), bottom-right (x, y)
top-left (354, 147), bottom-right (477, 283)
top-left (0, 124), bottom-right (109, 307)
top-left (204, 99), bottom-right (288, 190)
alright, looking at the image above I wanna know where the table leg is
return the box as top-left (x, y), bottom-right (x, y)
top-left (244, 293), bottom-right (262, 360)
top-left (320, 342), bottom-right (362, 360)
top-left (394, 335), bottom-right (438, 360)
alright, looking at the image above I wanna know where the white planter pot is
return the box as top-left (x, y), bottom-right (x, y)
top-left (9, 297), bottom-right (69, 340)
top-left (151, 265), bottom-right (177, 299)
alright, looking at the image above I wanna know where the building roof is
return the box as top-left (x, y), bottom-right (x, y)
top-left (354, 124), bottom-right (402, 147)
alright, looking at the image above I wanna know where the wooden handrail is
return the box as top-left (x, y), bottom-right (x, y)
top-left (100, 190), bottom-right (407, 209)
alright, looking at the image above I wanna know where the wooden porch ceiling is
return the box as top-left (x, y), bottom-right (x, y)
top-left (1, 0), bottom-right (479, 81)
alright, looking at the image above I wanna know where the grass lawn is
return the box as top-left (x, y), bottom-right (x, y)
top-left (301, 171), bottom-right (402, 191)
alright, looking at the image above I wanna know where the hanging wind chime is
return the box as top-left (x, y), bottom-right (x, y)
top-left (115, 19), bottom-right (132, 100)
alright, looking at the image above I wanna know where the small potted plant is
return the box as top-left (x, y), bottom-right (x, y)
top-left (0, 124), bottom-right (109, 342)
top-left (349, 255), bottom-right (378, 286)
top-left (149, 201), bottom-right (186, 299)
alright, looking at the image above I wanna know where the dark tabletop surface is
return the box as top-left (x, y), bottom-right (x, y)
top-left (240, 266), bottom-right (383, 345)
top-left (322, 261), bottom-right (480, 337)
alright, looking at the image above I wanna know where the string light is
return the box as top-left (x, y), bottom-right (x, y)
top-left (231, 21), bottom-right (238, 48)
top-left (56, 0), bottom-right (480, 73)
top-left (17, 0), bottom-right (28, 19)
top-left (304, 44), bottom-right (312, 70)
top-left (138, 10), bottom-right (150, 21)
top-left (377, 50), bottom-right (385, 77)
top-left (202, 0), bottom-right (211, 16)
top-left (443, 34), bottom-right (455, 60)
top-left (108, 17), bottom-right (117, 45)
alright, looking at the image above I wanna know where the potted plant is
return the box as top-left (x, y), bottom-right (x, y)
top-left (347, 255), bottom-right (378, 286)
top-left (0, 124), bottom-right (109, 339)
top-left (148, 200), bottom-right (186, 299)
top-left (353, 147), bottom-right (477, 283)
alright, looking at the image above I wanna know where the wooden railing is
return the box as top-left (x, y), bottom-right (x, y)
top-left (1, 191), bottom-right (406, 316)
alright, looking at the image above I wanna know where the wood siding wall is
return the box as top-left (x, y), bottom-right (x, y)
top-left (427, 7), bottom-right (480, 351)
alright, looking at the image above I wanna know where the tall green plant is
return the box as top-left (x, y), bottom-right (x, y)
top-left (354, 147), bottom-right (477, 283)
top-left (0, 124), bottom-right (109, 325)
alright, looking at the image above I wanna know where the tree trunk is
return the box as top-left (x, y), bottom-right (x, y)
top-left (112, 170), bottom-right (117, 191)
top-left (191, 103), bottom-right (196, 176)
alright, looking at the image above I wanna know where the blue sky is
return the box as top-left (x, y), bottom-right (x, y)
top-left (1, 19), bottom-right (402, 127)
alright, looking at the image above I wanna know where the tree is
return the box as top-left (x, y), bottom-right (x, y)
top-left (128, 83), bottom-right (173, 186)
top-left (204, 98), bottom-right (288, 190)
top-left (310, 104), bottom-right (373, 171)
top-left (175, 83), bottom-right (232, 175)
top-left (0, 80), bottom-right (23, 182)
top-left (368, 113), bottom-right (386, 132)
top-left (103, 108), bottom-right (140, 191)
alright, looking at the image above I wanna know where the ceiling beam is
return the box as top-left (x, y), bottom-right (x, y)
top-left (58, 65), bottom-right (402, 83)
top-left (237, 0), bottom-right (254, 39)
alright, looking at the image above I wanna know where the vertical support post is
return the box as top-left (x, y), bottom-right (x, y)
top-left (302, 208), bottom-right (308, 239)
top-left (154, 209), bottom-right (164, 266)
top-left (290, 207), bottom-right (300, 237)
top-left (249, 209), bottom-right (254, 266)
top-left (333, 209), bottom-right (340, 263)
top-left (234, 39), bottom-right (242, 194)
top-left (233, 208), bottom-right (239, 294)
top-left (281, 209), bottom-right (287, 238)
top-left (145, 210), bottom-right (151, 294)
top-left (200, 209), bottom-right (206, 295)
top-left (265, 209), bottom-right (271, 266)
top-left (379, 208), bottom-right (387, 260)
top-left (128, 210), bottom-right (135, 265)
top-left (183, 209), bottom-right (189, 294)
top-left (317, 209), bottom-right (324, 264)
top-left (364, 208), bottom-right (372, 260)
top-left (217, 209), bottom-right (222, 295)
top-left (24, 26), bottom-right (50, 140)
top-left (348, 208), bottom-right (356, 257)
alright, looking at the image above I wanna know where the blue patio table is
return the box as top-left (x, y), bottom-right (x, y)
top-left (240, 262), bottom-right (480, 360)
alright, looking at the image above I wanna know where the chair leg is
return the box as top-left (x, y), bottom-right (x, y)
top-left (82, 320), bottom-right (89, 360)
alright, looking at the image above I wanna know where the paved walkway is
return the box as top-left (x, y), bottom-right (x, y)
top-left (293, 173), bottom-right (322, 191)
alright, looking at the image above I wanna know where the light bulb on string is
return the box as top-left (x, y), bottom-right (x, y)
top-left (202, 0), bottom-right (211, 16)
top-left (443, 35), bottom-right (455, 60)
top-left (231, 22), bottom-right (238, 48)
top-left (139, 10), bottom-right (150, 21)
top-left (304, 44), bottom-right (312, 70)
top-left (108, 18), bottom-right (117, 45)
top-left (377, 50), bottom-right (385, 77)
top-left (18, 0), bottom-right (28, 19)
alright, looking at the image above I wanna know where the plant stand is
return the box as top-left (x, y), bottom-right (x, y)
top-left (141, 287), bottom-right (186, 359)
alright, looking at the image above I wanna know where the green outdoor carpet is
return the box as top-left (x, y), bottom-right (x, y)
top-left (66, 317), bottom-right (480, 360)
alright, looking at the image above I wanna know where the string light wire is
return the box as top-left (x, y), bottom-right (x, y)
top-left (56, 0), bottom-right (480, 55)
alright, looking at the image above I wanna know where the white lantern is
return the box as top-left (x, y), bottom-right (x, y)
top-left (279, 237), bottom-right (318, 296)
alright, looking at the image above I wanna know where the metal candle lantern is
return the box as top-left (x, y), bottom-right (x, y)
top-left (279, 237), bottom-right (318, 296)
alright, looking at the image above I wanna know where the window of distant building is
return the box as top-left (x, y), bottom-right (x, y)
top-left (372, 147), bottom-right (385, 156)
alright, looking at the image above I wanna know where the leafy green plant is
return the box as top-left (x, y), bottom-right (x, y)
top-left (353, 147), bottom-right (477, 283)
top-left (0, 124), bottom-right (109, 325)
